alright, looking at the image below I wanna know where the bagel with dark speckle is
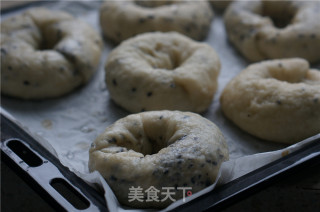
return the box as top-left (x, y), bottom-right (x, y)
top-left (100, 0), bottom-right (214, 43)
top-left (105, 32), bottom-right (221, 113)
top-left (1, 8), bottom-right (103, 99)
top-left (220, 58), bottom-right (320, 144)
top-left (224, 0), bottom-right (320, 63)
top-left (89, 110), bottom-right (229, 208)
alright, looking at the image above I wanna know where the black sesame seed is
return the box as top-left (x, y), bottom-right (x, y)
top-left (310, 34), bottom-right (316, 39)
top-left (112, 79), bottom-right (117, 86)
top-left (1, 48), bottom-right (7, 55)
top-left (276, 100), bottom-right (282, 105)
top-left (23, 81), bottom-right (30, 86)
top-left (177, 154), bottom-right (182, 159)
top-left (147, 92), bottom-right (153, 97)
top-left (170, 83), bottom-right (176, 88)
top-left (139, 18), bottom-right (145, 23)
top-left (141, 108), bottom-right (146, 112)
top-left (177, 160), bottom-right (182, 164)
top-left (177, 135), bottom-right (187, 141)
top-left (183, 115), bottom-right (190, 119)
top-left (108, 137), bottom-right (117, 143)
top-left (159, 115), bottom-right (163, 120)
top-left (164, 170), bottom-right (169, 175)
top-left (212, 161), bottom-right (217, 166)
top-left (188, 164), bottom-right (193, 168)
top-left (193, 137), bottom-right (198, 141)
top-left (206, 159), bottom-right (212, 164)
top-left (131, 87), bottom-right (136, 92)
top-left (110, 175), bottom-right (117, 181)
top-left (219, 154), bottom-right (225, 159)
top-left (314, 98), bottom-right (318, 104)
top-left (278, 63), bottom-right (283, 68)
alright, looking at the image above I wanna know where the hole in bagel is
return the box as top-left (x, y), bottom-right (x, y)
top-left (134, 0), bottom-right (178, 8)
top-left (38, 38), bottom-right (59, 50)
top-left (261, 1), bottom-right (296, 29)
top-left (140, 42), bottom-right (192, 70)
top-left (113, 117), bottom-right (184, 156)
top-left (36, 25), bottom-right (63, 51)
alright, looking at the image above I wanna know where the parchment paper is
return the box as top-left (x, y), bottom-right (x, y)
top-left (1, 1), bottom-right (319, 211)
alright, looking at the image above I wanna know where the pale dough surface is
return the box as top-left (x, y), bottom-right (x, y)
top-left (105, 32), bottom-right (221, 113)
top-left (1, 8), bottom-right (103, 99)
top-left (100, 0), bottom-right (213, 43)
top-left (220, 58), bottom-right (320, 144)
top-left (89, 110), bottom-right (229, 208)
top-left (224, 0), bottom-right (320, 63)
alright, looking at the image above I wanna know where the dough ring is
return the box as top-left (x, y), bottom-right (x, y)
top-left (220, 58), bottom-right (320, 144)
top-left (89, 110), bottom-right (229, 208)
top-left (224, 0), bottom-right (320, 63)
top-left (1, 8), bottom-right (103, 99)
top-left (105, 32), bottom-right (221, 113)
top-left (99, 0), bottom-right (214, 43)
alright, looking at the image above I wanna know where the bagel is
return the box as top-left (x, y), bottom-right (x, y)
top-left (0, 8), bottom-right (103, 99)
top-left (89, 110), bottom-right (229, 208)
top-left (99, 0), bottom-right (214, 43)
top-left (105, 32), bottom-right (221, 113)
top-left (224, 0), bottom-right (320, 63)
top-left (220, 58), bottom-right (320, 144)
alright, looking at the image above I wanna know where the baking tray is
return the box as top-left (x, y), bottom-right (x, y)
top-left (1, 0), bottom-right (320, 211)
top-left (2, 112), bottom-right (320, 211)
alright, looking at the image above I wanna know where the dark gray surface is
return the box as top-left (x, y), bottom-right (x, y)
top-left (1, 160), bottom-right (55, 212)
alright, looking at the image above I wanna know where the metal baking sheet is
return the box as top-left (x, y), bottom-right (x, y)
top-left (1, 1), bottom-right (319, 211)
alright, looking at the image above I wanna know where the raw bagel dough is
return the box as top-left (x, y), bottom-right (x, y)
top-left (220, 58), bottom-right (320, 144)
top-left (100, 0), bottom-right (214, 43)
top-left (224, 0), bottom-right (320, 63)
top-left (105, 32), bottom-right (221, 113)
top-left (89, 110), bottom-right (229, 208)
top-left (1, 8), bottom-right (103, 99)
